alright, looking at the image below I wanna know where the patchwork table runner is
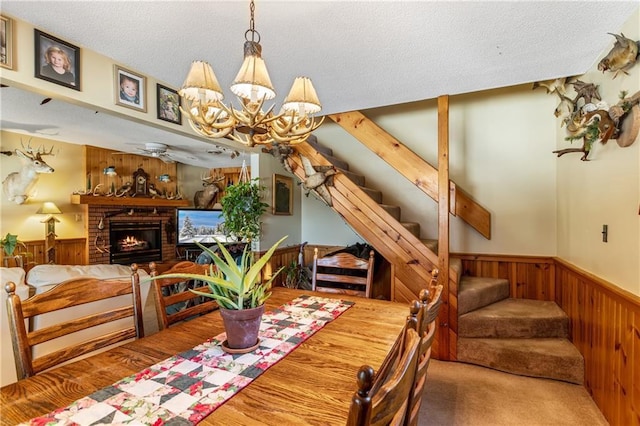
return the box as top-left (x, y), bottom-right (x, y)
top-left (22, 295), bottom-right (354, 426)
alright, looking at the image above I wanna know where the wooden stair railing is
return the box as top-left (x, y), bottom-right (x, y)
top-left (290, 143), bottom-right (455, 303)
top-left (328, 110), bottom-right (491, 240)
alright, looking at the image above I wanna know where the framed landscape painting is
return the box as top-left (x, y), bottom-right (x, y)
top-left (34, 29), bottom-right (80, 90)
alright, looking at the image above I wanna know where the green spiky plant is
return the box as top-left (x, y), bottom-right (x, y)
top-left (151, 235), bottom-right (287, 310)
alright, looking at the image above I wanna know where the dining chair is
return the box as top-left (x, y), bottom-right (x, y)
top-left (347, 326), bottom-right (420, 426)
top-left (4, 264), bottom-right (144, 380)
top-left (149, 261), bottom-right (218, 330)
top-left (405, 269), bottom-right (444, 426)
top-left (311, 247), bottom-right (375, 298)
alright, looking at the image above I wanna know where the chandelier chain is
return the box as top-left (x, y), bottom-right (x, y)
top-left (247, 0), bottom-right (259, 43)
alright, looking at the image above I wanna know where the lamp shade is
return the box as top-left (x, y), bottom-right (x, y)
top-left (231, 41), bottom-right (276, 101)
top-left (36, 202), bottom-right (62, 215)
top-left (282, 77), bottom-right (322, 115)
top-left (179, 61), bottom-right (225, 102)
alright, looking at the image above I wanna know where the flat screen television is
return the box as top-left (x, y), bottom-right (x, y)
top-left (176, 208), bottom-right (234, 246)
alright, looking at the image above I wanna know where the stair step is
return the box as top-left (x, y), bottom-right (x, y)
top-left (457, 337), bottom-right (584, 384)
top-left (307, 134), bottom-right (333, 156)
top-left (360, 186), bottom-right (382, 203)
top-left (401, 222), bottom-right (420, 238)
top-left (458, 276), bottom-right (509, 315)
top-left (459, 299), bottom-right (569, 338)
top-left (339, 168), bottom-right (365, 187)
top-left (380, 204), bottom-right (401, 221)
top-left (323, 153), bottom-right (349, 171)
top-left (422, 239), bottom-right (438, 254)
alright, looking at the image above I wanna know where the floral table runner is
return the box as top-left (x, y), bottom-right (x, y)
top-left (22, 295), bottom-right (354, 426)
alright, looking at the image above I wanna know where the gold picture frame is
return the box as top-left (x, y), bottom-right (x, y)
top-left (1, 15), bottom-right (14, 70)
top-left (114, 65), bottom-right (147, 112)
top-left (273, 174), bottom-right (293, 215)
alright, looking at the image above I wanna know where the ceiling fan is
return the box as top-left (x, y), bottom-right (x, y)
top-left (112, 142), bottom-right (177, 163)
top-left (206, 144), bottom-right (241, 159)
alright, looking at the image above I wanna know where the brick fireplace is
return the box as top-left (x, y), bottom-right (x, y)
top-left (87, 205), bottom-right (176, 265)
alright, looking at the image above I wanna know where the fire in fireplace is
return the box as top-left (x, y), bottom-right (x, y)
top-left (109, 222), bottom-right (162, 265)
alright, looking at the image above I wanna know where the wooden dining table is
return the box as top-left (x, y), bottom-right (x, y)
top-left (0, 288), bottom-right (409, 425)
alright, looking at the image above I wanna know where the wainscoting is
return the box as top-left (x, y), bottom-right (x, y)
top-left (454, 253), bottom-right (640, 425)
top-left (7, 243), bottom-right (638, 424)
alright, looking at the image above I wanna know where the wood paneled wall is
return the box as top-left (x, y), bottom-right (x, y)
top-left (14, 238), bottom-right (87, 272)
top-left (454, 253), bottom-right (640, 425)
top-left (554, 258), bottom-right (640, 426)
top-left (85, 146), bottom-right (178, 197)
top-left (455, 253), bottom-right (556, 300)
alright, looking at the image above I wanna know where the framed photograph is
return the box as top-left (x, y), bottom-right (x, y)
top-left (157, 83), bottom-right (181, 125)
top-left (34, 29), bottom-right (80, 90)
top-left (114, 65), bottom-right (146, 112)
top-left (1, 15), bottom-right (14, 70)
top-left (273, 174), bottom-right (293, 215)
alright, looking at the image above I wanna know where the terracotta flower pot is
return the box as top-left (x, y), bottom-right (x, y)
top-left (220, 304), bottom-right (265, 350)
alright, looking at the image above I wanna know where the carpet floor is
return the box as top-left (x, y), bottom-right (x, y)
top-left (419, 360), bottom-right (608, 426)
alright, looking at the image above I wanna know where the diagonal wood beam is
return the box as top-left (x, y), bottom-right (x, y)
top-left (329, 111), bottom-right (491, 239)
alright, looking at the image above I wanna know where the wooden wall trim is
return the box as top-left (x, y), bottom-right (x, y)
top-left (554, 257), bottom-right (640, 306)
top-left (554, 258), bottom-right (640, 426)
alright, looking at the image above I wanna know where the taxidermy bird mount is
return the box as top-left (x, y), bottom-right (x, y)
top-left (598, 33), bottom-right (640, 79)
top-left (298, 154), bottom-right (337, 206)
top-left (262, 142), bottom-right (294, 174)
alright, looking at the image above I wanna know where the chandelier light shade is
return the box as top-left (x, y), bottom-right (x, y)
top-left (179, 0), bottom-right (323, 147)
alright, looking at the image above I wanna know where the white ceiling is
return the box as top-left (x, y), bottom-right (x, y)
top-left (1, 1), bottom-right (638, 168)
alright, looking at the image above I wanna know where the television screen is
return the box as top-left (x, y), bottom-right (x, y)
top-left (176, 208), bottom-right (233, 245)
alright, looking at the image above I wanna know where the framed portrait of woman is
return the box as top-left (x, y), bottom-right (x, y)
top-left (34, 29), bottom-right (80, 90)
top-left (1, 15), bottom-right (14, 70)
top-left (114, 65), bottom-right (147, 112)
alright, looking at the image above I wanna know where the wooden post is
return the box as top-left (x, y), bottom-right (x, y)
top-left (437, 95), bottom-right (451, 360)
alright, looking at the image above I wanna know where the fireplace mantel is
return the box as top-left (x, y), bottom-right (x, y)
top-left (71, 194), bottom-right (189, 207)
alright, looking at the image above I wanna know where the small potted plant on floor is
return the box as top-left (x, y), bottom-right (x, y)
top-left (152, 235), bottom-right (287, 352)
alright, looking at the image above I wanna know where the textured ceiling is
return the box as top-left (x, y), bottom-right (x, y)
top-left (1, 1), bottom-right (638, 167)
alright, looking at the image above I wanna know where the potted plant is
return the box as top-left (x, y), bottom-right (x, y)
top-left (220, 177), bottom-right (268, 242)
top-left (0, 233), bottom-right (31, 267)
top-left (152, 235), bottom-right (287, 352)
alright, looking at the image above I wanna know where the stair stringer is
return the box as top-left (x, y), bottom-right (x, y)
top-left (291, 142), bottom-right (458, 300)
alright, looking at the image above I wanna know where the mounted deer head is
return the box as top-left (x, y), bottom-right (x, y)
top-left (2, 140), bottom-right (56, 204)
top-left (193, 171), bottom-right (225, 209)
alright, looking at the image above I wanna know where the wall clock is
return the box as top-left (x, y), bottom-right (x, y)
top-left (133, 168), bottom-right (149, 196)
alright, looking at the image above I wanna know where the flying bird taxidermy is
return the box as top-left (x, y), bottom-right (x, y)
top-left (299, 154), bottom-right (337, 206)
top-left (597, 33), bottom-right (640, 78)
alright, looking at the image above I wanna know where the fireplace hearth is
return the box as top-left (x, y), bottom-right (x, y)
top-left (109, 222), bottom-right (162, 265)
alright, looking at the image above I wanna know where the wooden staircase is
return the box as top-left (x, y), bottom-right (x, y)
top-left (284, 101), bottom-right (584, 383)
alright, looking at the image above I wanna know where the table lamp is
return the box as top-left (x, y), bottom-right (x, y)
top-left (36, 201), bottom-right (62, 264)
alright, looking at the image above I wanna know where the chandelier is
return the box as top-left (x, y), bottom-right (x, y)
top-left (179, 0), bottom-right (324, 148)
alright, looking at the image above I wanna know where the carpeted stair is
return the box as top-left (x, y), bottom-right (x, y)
top-left (456, 274), bottom-right (584, 384)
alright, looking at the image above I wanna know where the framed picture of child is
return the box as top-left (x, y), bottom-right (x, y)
top-left (156, 84), bottom-right (181, 125)
top-left (1, 15), bottom-right (14, 70)
top-left (114, 65), bottom-right (146, 112)
top-left (34, 29), bottom-right (80, 90)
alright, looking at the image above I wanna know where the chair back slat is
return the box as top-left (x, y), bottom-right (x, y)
top-left (404, 269), bottom-right (444, 426)
top-left (348, 327), bottom-right (420, 426)
top-left (312, 248), bottom-right (375, 298)
top-left (150, 261), bottom-right (218, 330)
top-left (4, 264), bottom-right (144, 380)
